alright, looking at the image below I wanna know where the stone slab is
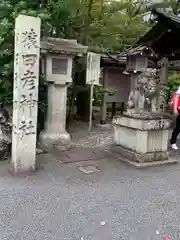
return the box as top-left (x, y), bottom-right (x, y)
top-left (111, 146), bottom-right (178, 168)
top-left (111, 144), bottom-right (169, 162)
top-left (79, 166), bottom-right (100, 174)
top-left (112, 152), bottom-right (178, 168)
top-left (50, 147), bottom-right (109, 164)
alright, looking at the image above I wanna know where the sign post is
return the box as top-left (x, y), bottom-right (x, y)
top-left (89, 83), bottom-right (94, 132)
top-left (86, 52), bottom-right (101, 132)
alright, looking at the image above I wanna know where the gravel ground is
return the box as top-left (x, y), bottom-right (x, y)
top-left (57, 120), bottom-right (114, 151)
top-left (0, 119), bottom-right (180, 239)
top-left (61, 120), bottom-right (178, 151)
top-left (0, 154), bottom-right (180, 240)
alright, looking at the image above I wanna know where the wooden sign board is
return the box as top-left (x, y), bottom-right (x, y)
top-left (86, 52), bottom-right (101, 85)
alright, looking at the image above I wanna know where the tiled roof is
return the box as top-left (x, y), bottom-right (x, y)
top-left (118, 9), bottom-right (180, 59)
top-left (41, 37), bottom-right (88, 55)
top-left (152, 9), bottom-right (180, 25)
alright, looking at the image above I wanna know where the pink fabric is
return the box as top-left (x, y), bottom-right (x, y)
top-left (170, 92), bottom-right (180, 110)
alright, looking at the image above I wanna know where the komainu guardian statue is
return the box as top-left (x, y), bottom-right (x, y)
top-left (113, 68), bottom-right (173, 167)
top-left (127, 68), bottom-right (158, 115)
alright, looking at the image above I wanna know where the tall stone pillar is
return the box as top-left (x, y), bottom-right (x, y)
top-left (40, 83), bottom-right (70, 148)
top-left (12, 15), bottom-right (41, 174)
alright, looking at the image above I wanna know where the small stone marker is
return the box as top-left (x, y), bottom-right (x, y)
top-left (36, 148), bottom-right (43, 155)
top-left (100, 220), bottom-right (106, 226)
top-left (156, 230), bottom-right (160, 235)
top-left (11, 15), bottom-right (41, 174)
top-left (79, 165), bottom-right (100, 174)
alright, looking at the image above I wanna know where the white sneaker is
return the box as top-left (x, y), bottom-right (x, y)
top-left (171, 143), bottom-right (178, 150)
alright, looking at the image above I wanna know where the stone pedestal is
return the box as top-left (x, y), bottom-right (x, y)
top-left (112, 113), bottom-right (177, 167)
top-left (40, 83), bottom-right (70, 149)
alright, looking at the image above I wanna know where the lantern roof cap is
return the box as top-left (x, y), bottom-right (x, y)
top-left (41, 37), bottom-right (88, 56)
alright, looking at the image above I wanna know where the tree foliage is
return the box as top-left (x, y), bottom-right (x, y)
top-left (165, 71), bottom-right (180, 106)
top-left (0, 0), bottom-right (174, 106)
top-left (168, 72), bottom-right (180, 92)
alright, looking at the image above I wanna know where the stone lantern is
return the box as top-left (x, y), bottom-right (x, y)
top-left (40, 38), bottom-right (87, 149)
top-left (125, 54), bottom-right (148, 73)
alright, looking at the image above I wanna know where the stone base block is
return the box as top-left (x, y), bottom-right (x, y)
top-left (39, 131), bottom-right (71, 150)
top-left (9, 162), bottom-right (37, 175)
top-left (111, 144), bottom-right (177, 168)
top-left (112, 114), bottom-right (176, 167)
top-left (100, 120), bottom-right (106, 125)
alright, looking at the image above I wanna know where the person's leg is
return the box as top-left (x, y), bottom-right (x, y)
top-left (170, 113), bottom-right (180, 148)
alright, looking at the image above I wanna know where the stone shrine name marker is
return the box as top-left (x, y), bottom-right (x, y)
top-left (12, 15), bottom-right (41, 174)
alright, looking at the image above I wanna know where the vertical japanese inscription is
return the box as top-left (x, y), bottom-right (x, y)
top-left (12, 15), bottom-right (40, 172)
top-left (15, 30), bottom-right (38, 137)
top-left (14, 26), bottom-right (39, 138)
top-left (21, 28), bottom-right (38, 49)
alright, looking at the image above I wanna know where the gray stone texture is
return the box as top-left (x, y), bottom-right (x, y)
top-left (0, 153), bottom-right (180, 239)
top-left (113, 115), bottom-right (173, 166)
top-left (12, 15), bottom-right (41, 173)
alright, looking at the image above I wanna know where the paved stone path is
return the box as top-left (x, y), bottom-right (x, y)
top-left (51, 147), bottom-right (112, 163)
top-left (0, 152), bottom-right (180, 239)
